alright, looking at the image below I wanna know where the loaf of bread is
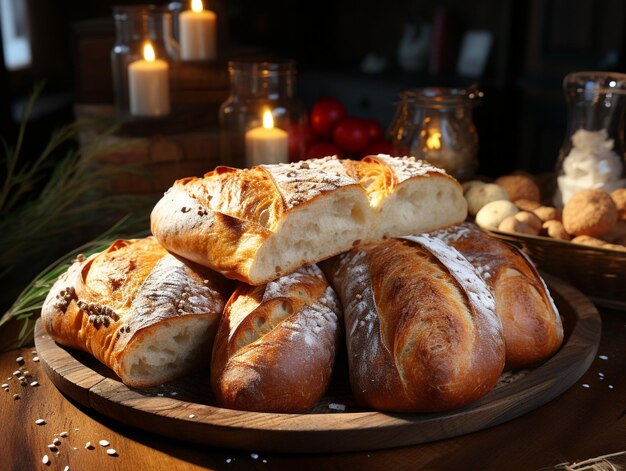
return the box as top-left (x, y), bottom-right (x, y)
top-left (151, 155), bottom-right (467, 285)
top-left (321, 235), bottom-right (505, 413)
top-left (433, 223), bottom-right (563, 368)
top-left (41, 237), bottom-right (233, 387)
top-left (211, 265), bottom-right (341, 412)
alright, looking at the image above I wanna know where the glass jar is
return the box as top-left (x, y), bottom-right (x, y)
top-left (554, 71), bottom-right (626, 206)
top-left (111, 5), bottom-right (179, 117)
top-left (219, 59), bottom-right (308, 168)
top-left (388, 86), bottom-right (482, 181)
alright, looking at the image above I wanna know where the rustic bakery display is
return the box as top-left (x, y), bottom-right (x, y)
top-left (42, 155), bottom-right (565, 416)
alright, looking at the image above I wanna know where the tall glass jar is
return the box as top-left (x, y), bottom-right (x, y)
top-left (388, 86), bottom-right (482, 181)
top-left (111, 5), bottom-right (179, 116)
top-left (554, 71), bottom-right (626, 206)
top-left (219, 59), bottom-right (308, 168)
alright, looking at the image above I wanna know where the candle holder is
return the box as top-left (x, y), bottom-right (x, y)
top-left (388, 86), bottom-right (482, 181)
top-left (111, 4), bottom-right (179, 118)
top-left (219, 59), bottom-right (308, 168)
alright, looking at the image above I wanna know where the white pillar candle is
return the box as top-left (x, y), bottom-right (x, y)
top-left (128, 42), bottom-right (170, 117)
top-left (245, 110), bottom-right (289, 166)
top-left (179, 0), bottom-right (217, 61)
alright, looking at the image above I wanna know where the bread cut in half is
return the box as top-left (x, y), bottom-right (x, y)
top-left (346, 154), bottom-right (468, 238)
top-left (41, 237), bottom-right (233, 387)
top-left (151, 155), bottom-right (467, 285)
top-left (432, 223), bottom-right (564, 369)
top-left (211, 264), bottom-right (342, 412)
top-left (321, 234), bottom-right (505, 413)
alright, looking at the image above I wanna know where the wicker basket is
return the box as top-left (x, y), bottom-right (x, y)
top-left (488, 230), bottom-right (626, 310)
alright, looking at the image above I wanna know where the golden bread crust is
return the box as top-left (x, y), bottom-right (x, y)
top-left (42, 237), bottom-right (232, 387)
top-left (210, 265), bottom-right (341, 412)
top-left (433, 223), bottom-right (564, 368)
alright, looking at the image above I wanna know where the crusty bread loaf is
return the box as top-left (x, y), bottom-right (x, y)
top-left (151, 155), bottom-right (466, 285)
top-left (321, 235), bottom-right (505, 413)
top-left (211, 265), bottom-right (341, 412)
top-left (433, 223), bottom-right (563, 369)
top-left (42, 237), bottom-right (233, 387)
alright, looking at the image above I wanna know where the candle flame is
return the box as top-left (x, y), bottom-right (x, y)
top-left (143, 42), bottom-right (156, 62)
top-left (263, 110), bottom-right (274, 129)
top-left (426, 131), bottom-right (441, 150)
top-left (191, 0), bottom-right (204, 12)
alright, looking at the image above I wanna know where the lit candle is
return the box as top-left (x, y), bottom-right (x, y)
top-left (128, 42), bottom-right (170, 117)
top-left (179, 0), bottom-right (217, 61)
top-left (245, 110), bottom-right (289, 166)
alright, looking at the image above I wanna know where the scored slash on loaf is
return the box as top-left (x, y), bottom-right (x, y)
top-left (151, 155), bottom-right (468, 285)
top-left (321, 234), bottom-right (506, 413)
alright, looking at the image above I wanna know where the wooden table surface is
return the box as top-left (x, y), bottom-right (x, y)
top-left (1, 306), bottom-right (625, 471)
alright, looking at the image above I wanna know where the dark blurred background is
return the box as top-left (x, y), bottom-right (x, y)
top-left (2, 0), bottom-right (625, 176)
top-left (1, 0), bottom-right (625, 314)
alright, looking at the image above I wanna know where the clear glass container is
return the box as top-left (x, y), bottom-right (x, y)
top-left (219, 59), bottom-right (308, 168)
top-left (388, 86), bottom-right (482, 181)
top-left (554, 71), bottom-right (626, 206)
top-left (111, 5), bottom-right (179, 116)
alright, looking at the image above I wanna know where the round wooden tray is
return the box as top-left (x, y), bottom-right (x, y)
top-left (35, 274), bottom-right (601, 453)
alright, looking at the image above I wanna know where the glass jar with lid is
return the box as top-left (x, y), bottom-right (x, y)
top-left (111, 5), bottom-right (180, 117)
top-left (388, 86), bottom-right (482, 181)
top-left (554, 71), bottom-right (626, 206)
top-left (219, 59), bottom-right (308, 168)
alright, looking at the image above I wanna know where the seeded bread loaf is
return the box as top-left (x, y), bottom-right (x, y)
top-left (151, 155), bottom-right (467, 286)
top-left (433, 223), bottom-right (563, 368)
top-left (321, 235), bottom-right (505, 413)
top-left (41, 237), bottom-right (233, 387)
top-left (211, 265), bottom-right (341, 412)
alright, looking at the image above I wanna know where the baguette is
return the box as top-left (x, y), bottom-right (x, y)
top-left (151, 155), bottom-right (467, 285)
top-left (321, 235), bottom-right (505, 413)
top-left (211, 265), bottom-right (341, 412)
top-left (41, 237), bottom-right (233, 387)
top-left (432, 223), bottom-right (564, 368)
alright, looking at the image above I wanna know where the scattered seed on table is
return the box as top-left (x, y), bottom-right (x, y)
top-left (60, 431), bottom-right (68, 437)
top-left (15, 356), bottom-right (24, 363)
top-left (1, 383), bottom-right (8, 388)
top-left (85, 442), bottom-right (94, 449)
top-left (99, 440), bottom-right (109, 447)
top-left (170, 392), bottom-right (178, 396)
top-left (157, 393), bottom-right (164, 397)
top-left (48, 445), bottom-right (57, 451)
top-left (33, 356), bottom-right (40, 362)
top-left (262, 459), bottom-right (268, 463)
top-left (599, 355), bottom-right (609, 360)
top-left (251, 453), bottom-right (259, 460)
top-left (12, 371), bottom-right (20, 376)
top-left (13, 394), bottom-right (20, 400)
top-left (582, 384), bottom-right (590, 388)
top-left (36, 419), bottom-right (46, 425)
top-left (42, 455), bottom-right (50, 465)
top-left (20, 380), bottom-right (27, 386)
top-left (63, 466), bottom-right (70, 471)
top-left (74, 428), bottom-right (80, 432)
top-left (609, 385), bottom-right (614, 389)
top-left (23, 370), bottom-right (30, 376)
top-left (188, 414), bottom-right (196, 418)
top-left (30, 381), bottom-right (39, 387)
top-left (226, 458), bottom-right (232, 464)
top-left (52, 438), bottom-right (61, 446)
top-left (107, 448), bottom-right (117, 456)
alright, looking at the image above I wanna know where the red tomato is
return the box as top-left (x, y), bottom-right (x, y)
top-left (305, 141), bottom-right (343, 159)
top-left (363, 119), bottom-right (384, 141)
top-left (360, 138), bottom-right (395, 157)
top-left (288, 122), bottom-right (316, 162)
top-left (310, 97), bottom-right (347, 138)
top-left (332, 117), bottom-right (370, 155)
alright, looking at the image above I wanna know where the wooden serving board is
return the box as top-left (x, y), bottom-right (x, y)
top-left (35, 274), bottom-right (601, 453)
